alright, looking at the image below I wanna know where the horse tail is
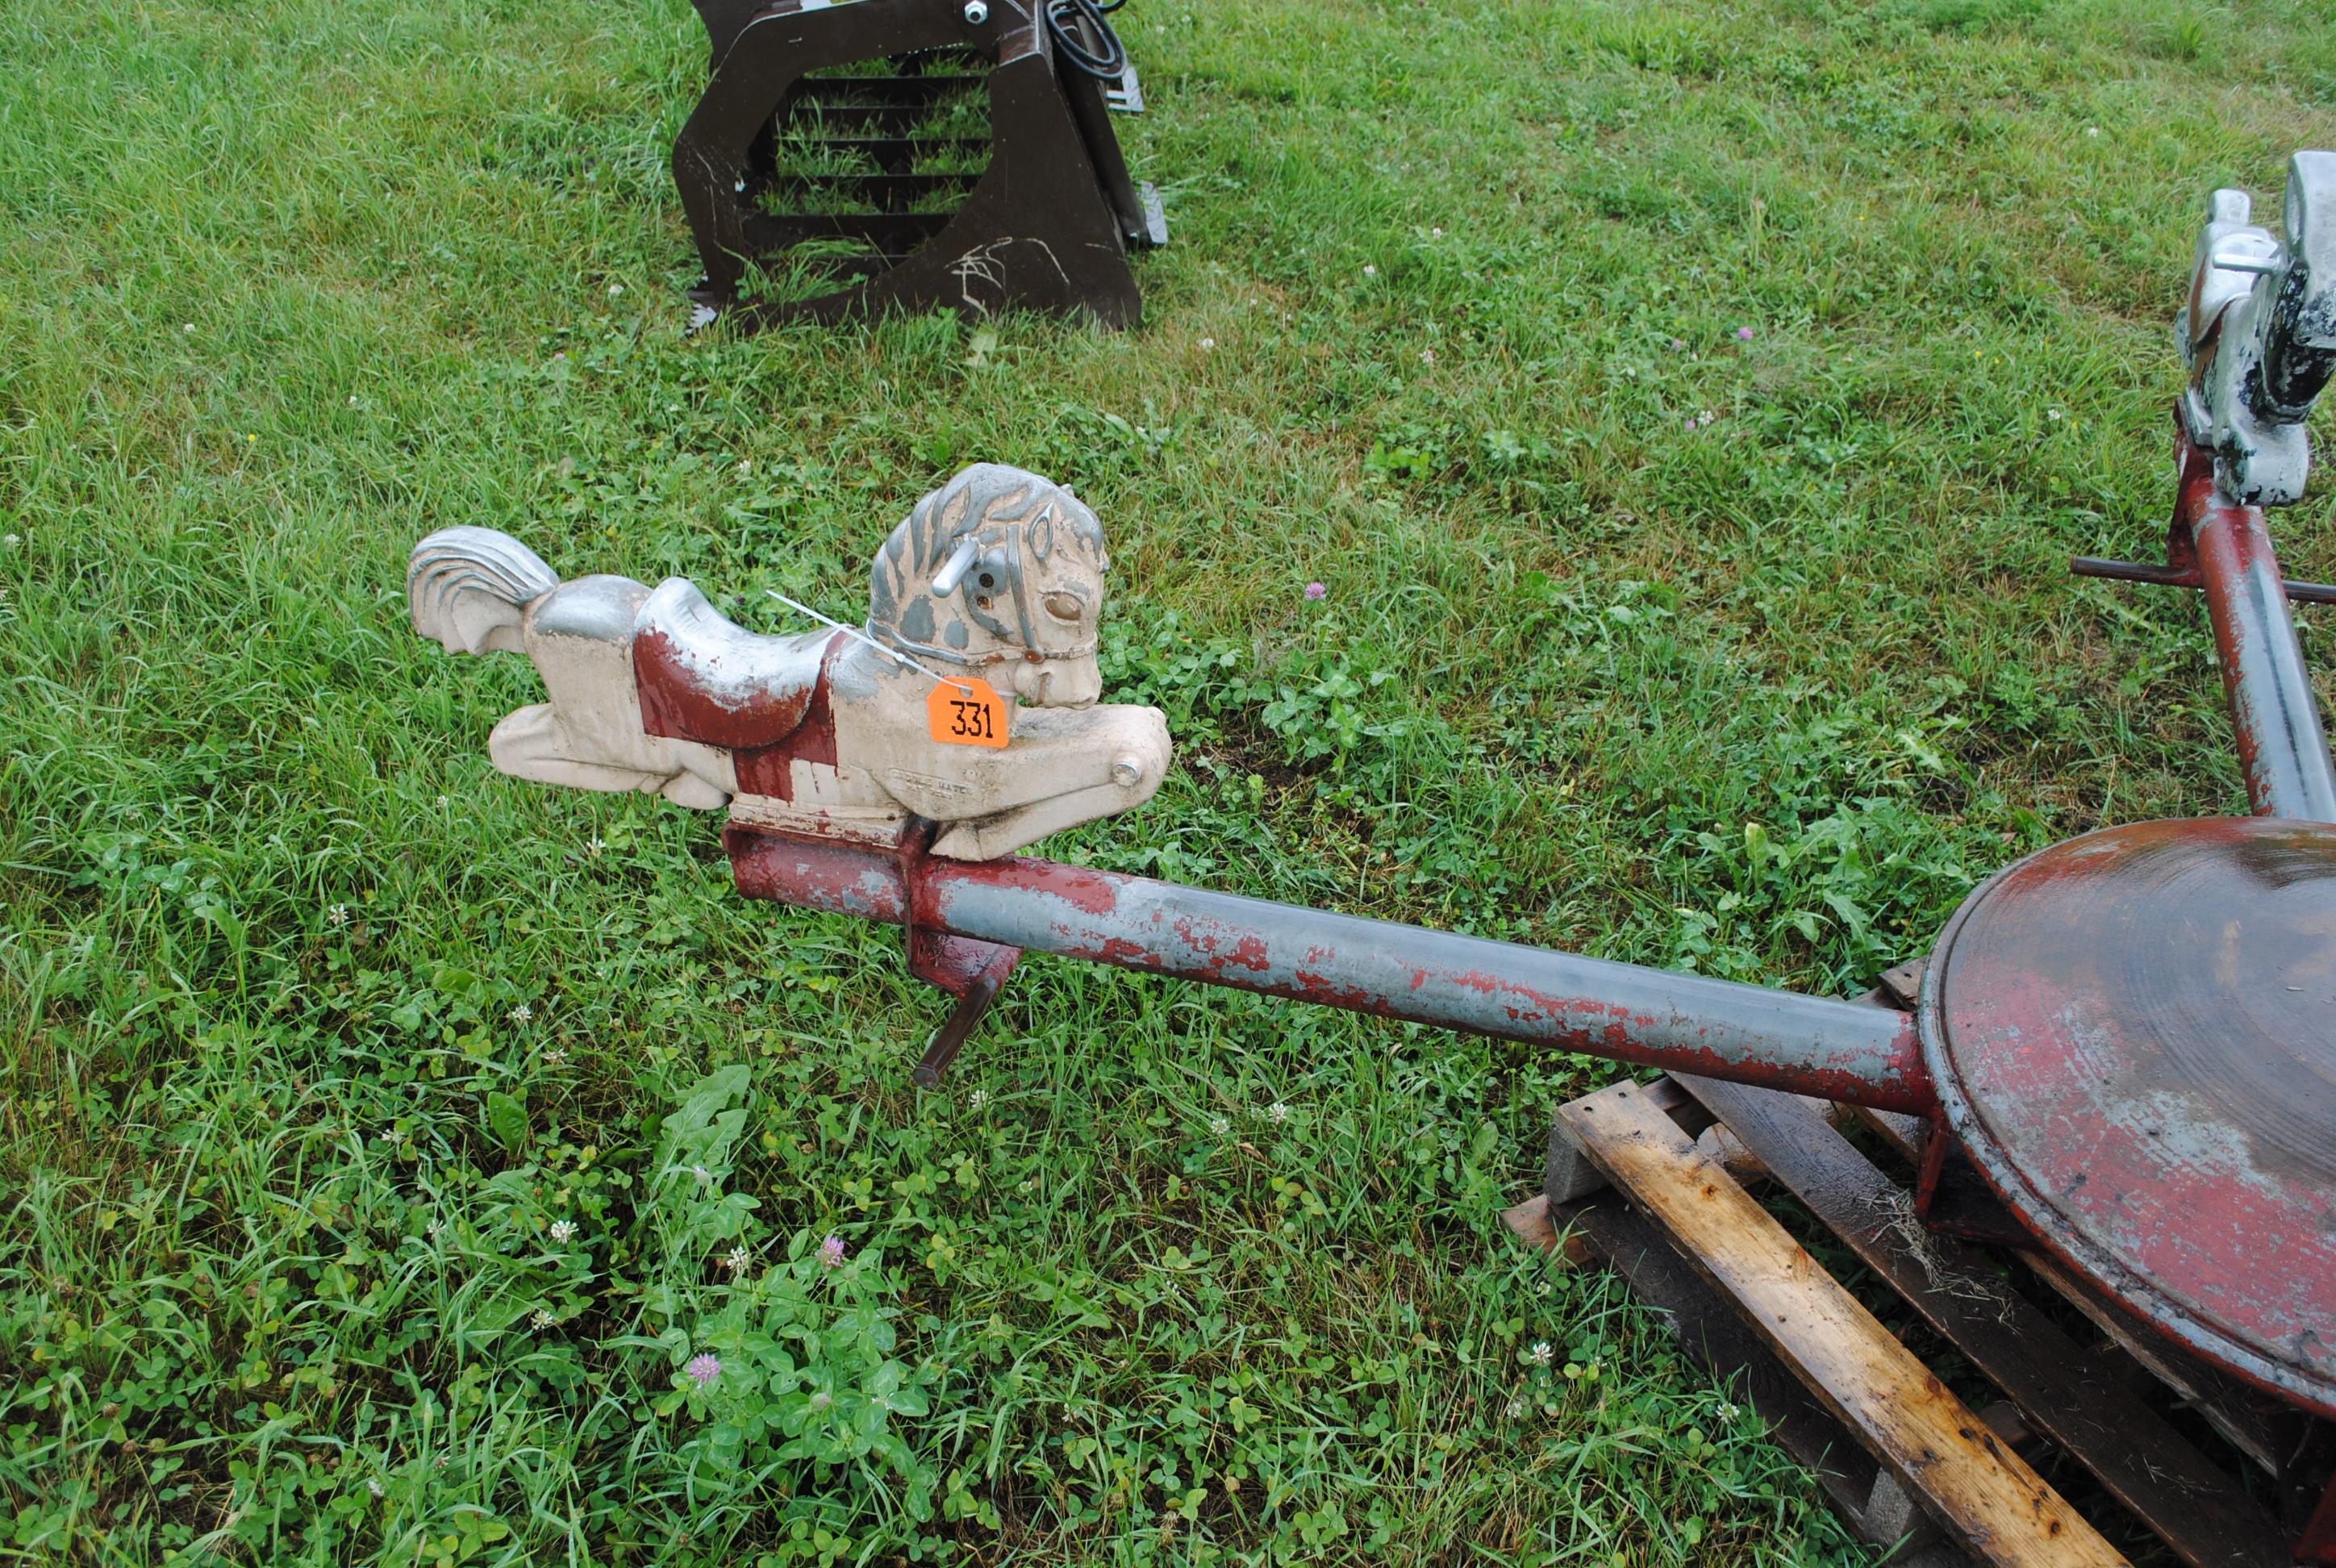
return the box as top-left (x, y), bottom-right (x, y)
top-left (408, 528), bottom-right (560, 655)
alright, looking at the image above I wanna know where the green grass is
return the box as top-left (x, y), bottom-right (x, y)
top-left (5, 0), bottom-right (2334, 1562)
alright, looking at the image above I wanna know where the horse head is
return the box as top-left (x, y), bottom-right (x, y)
top-left (868, 464), bottom-right (1108, 708)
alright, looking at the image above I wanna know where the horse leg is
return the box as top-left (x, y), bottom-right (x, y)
top-left (931, 775), bottom-right (1159, 860)
top-left (488, 703), bottom-right (734, 807)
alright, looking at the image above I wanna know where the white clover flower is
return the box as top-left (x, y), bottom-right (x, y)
top-left (607, 282), bottom-right (624, 296)
top-left (967, 1089), bottom-right (991, 1111)
top-left (1504, 1397), bottom-right (1525, 1420)
top-left (736, 459), bottom-right (753, 476)
top-left (1198, 336), bottom-right (1216, 350)
top-left (377, 1126), bottom-right (398, 1145)
top-left (1209, 1116), bottom-right (1231, 1138)
top-left (1266, 1102), bottom-right (1291, 1125)
top-left (426, 1220), bottom-right (443, 1241)
top-left (722, 1245), bottom-right (752, 1273)
top-left (550, 1220), bottom-right (578, 1244)
top-left (367, 1477), bottom-right (384, 1498)
top-left (327, 903), bottom-right (351, 928)
top-left (1525, 1341), bottom-right (1554, 1367)
top-left (543, 1047), bottom-right (567, 1066)
top-left (1362, 264), bottom-right (1378, 277)
top-left (182, 323), bottom-right (195, 334)
top-left (1432, 226), bottom-right (1444, 237)
top-left (509, 1003), bottom-right (532, 1024)
top-left (1719, 1401), bottom-right (1741, 1420)
top-left (1420, 348), bottom-right (1436, 365)
top-left (2048, 408), bottom-right (2063, 421)
top-left (2, 533), bottom-right (17, 548)
top-left (531, 1308), bottom-right (554, 1330)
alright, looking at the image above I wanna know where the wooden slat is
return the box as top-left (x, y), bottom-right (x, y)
top-left (1831, 970), bottom-right (2301, 1482)
top-left (1512, 1190), bottom-right (1980, 1561)
top-left (1830, 1091), bottom-right (2300, 1477)
top-left (1557, 1079), bottom-right (2125, 1568)
top-left (1675, 1074), bottom-right (2289, 1568)
top-left (1566, 1196), bottom-right (1986, 1561)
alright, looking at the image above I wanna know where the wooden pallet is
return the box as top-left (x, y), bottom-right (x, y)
top-left (1507, 1028), bottom-right (2328, 1566)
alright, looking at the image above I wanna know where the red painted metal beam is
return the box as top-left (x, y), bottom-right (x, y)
top-left (2175, 429), bottom-right (2336, 823)
top-left (726, 826), bottom-right (1937, 1113)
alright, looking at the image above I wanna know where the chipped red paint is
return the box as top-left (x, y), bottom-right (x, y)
top-left (1921, 816), bottom-right (2336, 1420)
top-left (724, 824), bottom-right (908, 922)
top-left (717, 809), bottom-right (2336, 1421)
top-left (2174, 427), bottom-right (2336, 822)
top-left (978, 855), bottom-right (1122, 916)
top-left (730, 639), bottom-right (844, 798)
top-left (907, 928), bottom-right (1019, 998)
top-left (720, 824), bottom-right (1936, 1113)
top-left (635, 626), bottom-right (842, 761)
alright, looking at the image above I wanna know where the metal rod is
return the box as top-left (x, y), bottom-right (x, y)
top-left (2070, 555), bottom-right (2336, 605)
top-left (2176, 438), bottom-right (2336, 822)
top-left (912, 972), bottom-right (1002, 1087)
top-left (726, 828), bottom-right (1938, 1113)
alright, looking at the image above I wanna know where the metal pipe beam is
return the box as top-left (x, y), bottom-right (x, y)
top-left (726, 828), bottom-right (1938, 1112)
top-left (2178, 441), bottom-right (2336, 822)
top-left (2192, 498), bottom-right (2336, 821)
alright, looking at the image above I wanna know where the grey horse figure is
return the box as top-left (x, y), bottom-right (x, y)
top-left (407, 464), bottom-right (1170, 861)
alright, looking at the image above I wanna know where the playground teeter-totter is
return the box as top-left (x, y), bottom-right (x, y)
top-left (411, 162), bottom-right (2336, 1480)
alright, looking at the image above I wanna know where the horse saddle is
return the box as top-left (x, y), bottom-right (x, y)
top-left (632, 579), bottom-right (837, 752)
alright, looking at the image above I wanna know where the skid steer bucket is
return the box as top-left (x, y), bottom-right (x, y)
top-left (677, 0), bottom-right (1166, 331)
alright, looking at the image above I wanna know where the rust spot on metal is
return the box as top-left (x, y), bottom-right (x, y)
top-left (724, 824), bottom-right (908, 923)
top-left (1925, 816), bottom-right (2336, 1418)
top-left (952, 853), bottom-right (1125, 916)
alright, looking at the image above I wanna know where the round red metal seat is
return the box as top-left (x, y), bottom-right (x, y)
top-left (1922, 816), bottom-right (2336, 1417)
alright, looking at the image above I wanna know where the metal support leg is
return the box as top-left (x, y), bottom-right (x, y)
top-left (913, 970), bottom-right (1004, 1087)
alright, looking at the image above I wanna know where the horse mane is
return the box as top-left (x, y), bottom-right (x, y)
top-left (869, 465), bottom-right (1103, 633)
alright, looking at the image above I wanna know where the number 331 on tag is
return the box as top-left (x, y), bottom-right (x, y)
top-left (928, 678), bottom-right (1012, 749)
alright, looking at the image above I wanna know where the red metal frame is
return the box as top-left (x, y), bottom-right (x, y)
top-left (2075, 420), bottom-right (2336, 823)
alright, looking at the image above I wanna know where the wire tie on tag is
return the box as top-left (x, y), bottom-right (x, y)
top-left (765, 591), bottom-right (975, 694)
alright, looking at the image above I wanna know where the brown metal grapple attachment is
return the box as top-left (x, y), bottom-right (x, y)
top-left (676, 0), bottom-right (1165, 332)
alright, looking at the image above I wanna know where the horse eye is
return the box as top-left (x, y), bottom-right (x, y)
top-left (1043, 591), bottom-right (1084, 621)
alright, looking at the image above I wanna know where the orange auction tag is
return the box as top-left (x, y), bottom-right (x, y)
top-left (927, 677), bottom-right (1012, 749)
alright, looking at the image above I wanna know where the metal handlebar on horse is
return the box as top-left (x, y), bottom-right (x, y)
top-left (408, 160), bottom-right (2336, 1441)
